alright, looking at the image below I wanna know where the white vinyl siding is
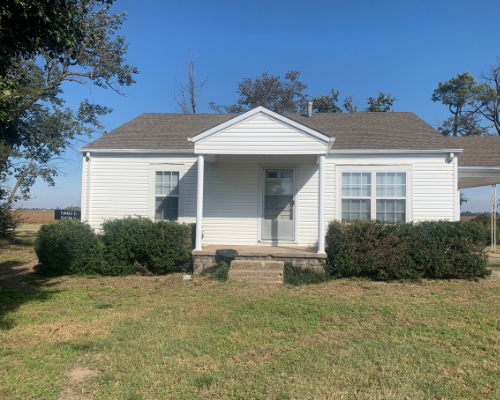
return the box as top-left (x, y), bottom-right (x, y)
top-left (195, 114), bottom-right (327, 155)
top-left (333, 153), bottom-right (456, 222)
top-left (82, 153), bottom-right (198, 229)
top-left (81, 151), bottom-right (457, 247)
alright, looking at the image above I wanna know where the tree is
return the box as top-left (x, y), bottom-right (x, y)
top-left (0, 0), bottom-right (113, 75)
top-left (365, 92), bottom-right (396, 112)
top-left (460, 192), bottom-right (468, 207)
top-left (313, 91), bottom-right (395, 113)
top-left (1, 1), bottom-right (138, 211)
top-left (475, 59), bottom-right (500, 134)
top-left (173, 54), bottom-right (208, 113)
top-left (210, 70), bottom-right (308, 114)
top-left (431, 72), bottom-right (490, 136)
top-left (1, 1), bottom-right (137, 174)
top-left (312, 89), bottom-right (342, 113)
top-left (343, 94), bottom-right (359, 113)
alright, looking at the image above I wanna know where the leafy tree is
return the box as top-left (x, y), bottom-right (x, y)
top-left (210, 70), bottom-right (308, 114)
top-left (431, 72), bottom-right (490, 136)
top-left (312, 89), bottom-right (342, 113)
top-left (343, 94), bottom-right (359, 113)
top-left (0, 0), bottom-right (112, 75)
top-left (1, 1), bottom-right (138, 211)
top-left (460, 192), bottom-right (468, 207)
top-left (365, 92), bottom-right (396, 112)
top-left (313, 91), bottom-right (395, 113)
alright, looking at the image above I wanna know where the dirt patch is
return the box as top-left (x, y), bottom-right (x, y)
top-left (57, 367), bottom-right (99, 400)
top-left (68, 367), bottom-right (99, 384)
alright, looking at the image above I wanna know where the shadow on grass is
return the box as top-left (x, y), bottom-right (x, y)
top-left (0, 261), bottom-right (61, 331)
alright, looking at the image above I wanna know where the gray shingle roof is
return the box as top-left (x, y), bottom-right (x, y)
top-left (449, 136), bottom-right (500, 167)
top-left (80, 111), bottom-right (455, 151)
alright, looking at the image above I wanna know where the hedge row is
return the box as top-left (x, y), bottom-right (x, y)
top-left (326, 220), bottom-right (490, 281)
top-left (35, 218), bottom-right (193, 276)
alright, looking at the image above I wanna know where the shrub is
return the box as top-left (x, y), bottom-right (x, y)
top-left (0, 207), bottom-right (24, 240)
top-left (326, 220), bottom-right (490, 281)
top-left (100, 217), bottom-right (193, 275)
top-left (283, 262), bottom-right (329, 286)
top-left (470, 214), bottom-right (499, 245)
top-left (35, 220), bottom-right (102, 276)
top-left (199, 262), bottom-right (230, 281)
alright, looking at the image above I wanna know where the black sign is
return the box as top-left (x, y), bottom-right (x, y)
top-left (55, 210), bottom-right (81, 220)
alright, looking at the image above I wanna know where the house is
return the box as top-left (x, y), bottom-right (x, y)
top-left (79, 105), bottom-right (500, 271)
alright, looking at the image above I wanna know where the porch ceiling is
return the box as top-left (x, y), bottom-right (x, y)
top-left (458, 167), bottom-right (500, 189)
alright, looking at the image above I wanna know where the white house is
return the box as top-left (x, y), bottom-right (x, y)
top-left (79, 105), bottom-right (500, 260)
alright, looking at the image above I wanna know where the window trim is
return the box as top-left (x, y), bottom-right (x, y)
top-left (149, 163), bottom-right (185, 223)
top-left (335, 165), bottom-right (413, 222)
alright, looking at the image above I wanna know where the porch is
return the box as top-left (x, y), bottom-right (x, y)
top-left (192, 244), bottom-right (327, 274)
top-left (188, 106), bottom-right (335, 254)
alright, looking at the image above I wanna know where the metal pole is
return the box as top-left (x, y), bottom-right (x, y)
top-left (493, 185), bottom-right (497, 253)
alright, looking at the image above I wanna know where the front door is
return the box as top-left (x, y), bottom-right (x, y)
top-left (262, 169), bottom-right (294, 242)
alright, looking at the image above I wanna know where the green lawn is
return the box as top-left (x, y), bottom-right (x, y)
top-left (1, 227), bottom-right (500, 399)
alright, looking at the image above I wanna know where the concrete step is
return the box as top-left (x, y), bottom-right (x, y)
top-left (228, 260), bottom-right (284, 283)
top-left (230, 260), bottom-right (284, 270)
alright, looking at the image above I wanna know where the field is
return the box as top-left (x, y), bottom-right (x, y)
top-left (16, 210), bottom-right (55, 224)
top-left (1, 227), bottom-right (500, 399)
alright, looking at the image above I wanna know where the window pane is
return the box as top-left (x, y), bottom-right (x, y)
top-left (163, 172), bottom-right (171, 195)
top-left (342, 199), bottom-right (371, 221)
top-left (265, 177), bottom-right (292, 195)
top-left (376, 199), bottom-right (405, 222)
top-left (376, 172), bottom-right (406, 198)
top-left (155, 197), bottom-right (163, 220)
top-left (155, 196), bottom-right (178, 221)
top-left (342, 172), bottom-right (371, 197)
top-left (171, 172), bottom-right (179, 195)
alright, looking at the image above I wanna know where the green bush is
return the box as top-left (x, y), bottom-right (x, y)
top-left (0, 207), bottom-right (23, 240)
top-left (100, 217), bottom-right (193, 275)
top-left (326, 220), bottom-right (490, 281)
top-left (199, 262), bottom-right (230, 281)
top-left (470, 214), bottom-right (499, 245)
top-left (283, 262), bottom-right (329, 286)
top-left (35, 220), bottom-right (102, 276)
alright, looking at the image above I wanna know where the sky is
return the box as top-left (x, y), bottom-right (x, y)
top-left (16, 0), bottom-right (500, 211)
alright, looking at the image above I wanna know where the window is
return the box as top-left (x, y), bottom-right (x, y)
top-left (341, 171), bottom-right (407, 222)
top-left (155, 171), bottom-right (179, 221)
top-left (341, 173), bottom-right (371, 221)
top-left (376, 173), bottom-right (406, 222)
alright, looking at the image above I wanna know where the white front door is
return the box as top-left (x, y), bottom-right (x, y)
top-left (262, 169), bottom-right (295, 242)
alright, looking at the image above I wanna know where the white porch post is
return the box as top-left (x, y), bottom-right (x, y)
top-left (195, 155), bottom-right (204, 251)
top-left (317, 154), bottom-right (326, 254)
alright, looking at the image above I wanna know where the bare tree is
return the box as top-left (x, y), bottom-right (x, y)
top-left (477, 58), bottom-right (500, 134)
top-left (173, 54), bottom-right (208, 113)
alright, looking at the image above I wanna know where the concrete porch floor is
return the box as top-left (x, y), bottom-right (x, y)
top-left (192, 245), bottom-right (327, 274)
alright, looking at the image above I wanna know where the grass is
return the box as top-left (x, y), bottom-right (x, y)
top-left (1, 226), bottom-right (500, 399)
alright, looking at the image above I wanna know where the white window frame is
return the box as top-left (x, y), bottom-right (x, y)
top-left (148, 163), bottom-right (185, 223)
top-left (335, 165), bottom-right (413, 222)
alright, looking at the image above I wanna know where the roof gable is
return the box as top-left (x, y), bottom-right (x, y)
top-left (189, 107), bottom-right (333, 155)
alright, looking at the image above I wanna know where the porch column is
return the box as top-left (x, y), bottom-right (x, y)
top-left (317, 154), bottom-right (326, 254)
top-left (195, 155), bottom-right (204, 251)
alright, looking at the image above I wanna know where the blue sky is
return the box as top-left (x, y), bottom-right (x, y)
top-left (18, 0), bottom-right (500, 211)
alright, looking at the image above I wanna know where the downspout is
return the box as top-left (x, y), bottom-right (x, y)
top-left (86, 152), bottom-right (91, 223)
